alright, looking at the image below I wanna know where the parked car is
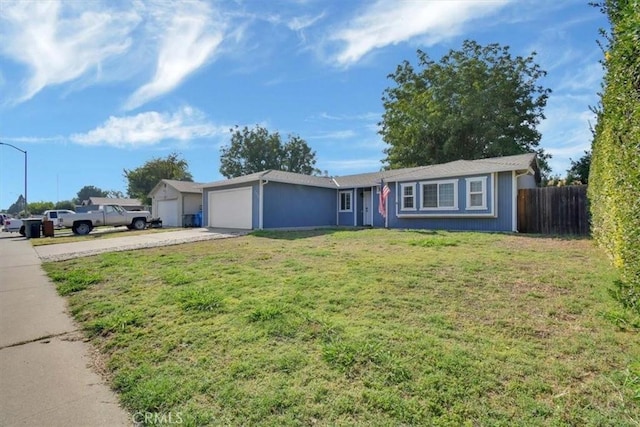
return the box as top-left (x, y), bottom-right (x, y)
top-left (0, 213), bottom-right (10, 226)
top-left (59, 204), bottom-right (152, 235)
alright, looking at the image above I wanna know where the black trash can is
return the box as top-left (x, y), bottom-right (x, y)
top-left (183, 214), bottom-right (195, 227)
top-left (22, 219), bottom-right (42, 239)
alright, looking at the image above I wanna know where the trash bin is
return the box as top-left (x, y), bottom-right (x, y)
top-left (22, 219), bottom-right (42, 239)
top-left (183, 214), bottom-right (195, 227)
top-left (42, 220), bottom-right (55, 237)
top-left (195, 211), bottom-right (202, 227)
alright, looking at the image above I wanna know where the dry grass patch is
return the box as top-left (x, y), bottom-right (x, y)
top-left (43, 229), bottom-right (639, 426)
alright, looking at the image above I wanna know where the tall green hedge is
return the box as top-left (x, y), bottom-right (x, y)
top-left (589, 0), bottom-right (640, 312)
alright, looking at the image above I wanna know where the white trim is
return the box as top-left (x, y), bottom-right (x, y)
top-left (465, 176), bottom-right (488, 210)
top-left (338, 190), bottom-right (352, 212)
top-left (419, 179), bottom-right (459, 210)
top-left (397, 213), bottom-right (497, 219)
top-left (400, 182), bottom-right (417, 211)
top-left (259, 180), bottom-right (264, 230)
top-left (353, 188), bottom-right (358, 226)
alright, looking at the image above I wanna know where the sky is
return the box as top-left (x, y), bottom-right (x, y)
top-left (0, 0), bottom-right (607, 209)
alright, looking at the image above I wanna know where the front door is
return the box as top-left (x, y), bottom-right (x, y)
top-left (363, 190), bottom-right (372, 226)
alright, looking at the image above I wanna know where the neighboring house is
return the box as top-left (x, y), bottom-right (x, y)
top-left (148, 179), bottom-right (203, 227)
top-left (200, 153), bottom-right (539, 232)
top-left (79, 197), bottom-right (144, 212)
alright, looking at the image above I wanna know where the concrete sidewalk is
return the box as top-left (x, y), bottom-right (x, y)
top-left (0, 234), bottom-right (130, 426)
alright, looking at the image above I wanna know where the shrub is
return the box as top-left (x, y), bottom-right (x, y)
top-left (589, 0), bottom-right (640, 312)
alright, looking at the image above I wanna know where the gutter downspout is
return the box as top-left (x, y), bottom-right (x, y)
top-left (259, 179), bottom-right (269, 230)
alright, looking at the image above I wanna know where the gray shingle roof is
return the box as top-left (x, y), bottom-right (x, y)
top-left (200, 153), bottom-right (537, 190)
top-left (85, 197), bottom-right (142, 206)
top-left (161, 179), bottom-right (202, 194)
top-left (201, 170), bottom-right (336, 189)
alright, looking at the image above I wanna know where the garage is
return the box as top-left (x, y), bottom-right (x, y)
top-left (157, 199), bottom-right (179, 227)
top-left (208, 187), bottom-right (252, 229)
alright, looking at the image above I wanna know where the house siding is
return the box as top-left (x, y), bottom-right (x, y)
top-left (263, 182), bottom-right (336, 229)
top-left (386, 172), bottom-right (514, 231)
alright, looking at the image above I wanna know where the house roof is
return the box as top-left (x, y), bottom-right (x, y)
top-left (84, 197), bottom-right (143, 206)
top-left (148, 179), bottom-right (202, 197)
top-left (385, 153), bottom-right (537, 182)
top-left (201, 153), bottom-right (538, 190)
top-left (201, 170), bottom-right (337, 189)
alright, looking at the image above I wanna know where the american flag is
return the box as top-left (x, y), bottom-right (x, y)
top-left (378, 184), bottom-right (390, 218)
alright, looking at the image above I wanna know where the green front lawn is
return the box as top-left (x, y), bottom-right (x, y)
top-left (43, 229), bottom-right (639, 426)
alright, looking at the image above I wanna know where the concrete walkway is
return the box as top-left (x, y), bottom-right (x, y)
top-left (0, 234), bottom-right (131, 426)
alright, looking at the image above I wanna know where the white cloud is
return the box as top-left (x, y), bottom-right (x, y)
top-left (310, 130), bottom-right (357, 140)
top-left (329, 0), bottom-right (508, 67)
top-left (123, 2), bottom-right (225, 110)
top-left (69, 106), bottom-right (226, 147)
top-left (0, 0), bottom-right (138, 104)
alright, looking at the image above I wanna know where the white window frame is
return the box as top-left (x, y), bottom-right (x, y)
top-left (419, 179), bottom-right (458, 210)
top-left (400, 183), bottom-right (416, 211)
top-left (466, 176), bottom-right (488, 210)
top-left (339, 190), bottom-right (352, 212)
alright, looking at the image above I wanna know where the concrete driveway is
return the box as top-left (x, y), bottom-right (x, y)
top-left (32, 227), bottom-right (247, 261)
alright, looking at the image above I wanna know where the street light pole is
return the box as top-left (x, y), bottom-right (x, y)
top-left (0, 142), bottom-right (28, 215)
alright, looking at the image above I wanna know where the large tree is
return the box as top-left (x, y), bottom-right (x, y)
top-left (76, 185), bottom-right (108, 203)
top-left (566, 151), bottom-right (591, 184)
top-left (124, 152), bottom-right (193, 205)
top-left (220, 125), bottom-right (319, 178)
top-left (380, 40), bottom-right (551, 173)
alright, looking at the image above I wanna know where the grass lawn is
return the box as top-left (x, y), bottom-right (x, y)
top-left (30, 226), bottom-right (179, 246)
top-left (43, 229), bottom-right (639, 426)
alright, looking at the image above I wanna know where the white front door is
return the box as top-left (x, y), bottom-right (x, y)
top-left (363, 190), bottom-right (372, 226)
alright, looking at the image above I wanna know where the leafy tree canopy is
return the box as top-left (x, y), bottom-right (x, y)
top-left (27, 201), bottom-right (55, 215)
top-left (566, 151), bottom-right (591, 184)
top-left (54, 200), bottom-right (76, 211)
top-left (7, 194), bottom-right (25, 216)
top-left (380, 40), bottom-right (552, 175)
top-left (220, 125), bottom-right (319, 178)
top-left (124, 152), bottom-right (193, 205)
top-left (76, 185), bottom-right (108, 203)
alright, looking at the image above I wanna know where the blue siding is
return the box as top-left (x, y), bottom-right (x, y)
top-left (337, 189), bottom-right (354, 226)
top-left (263, 182), bottom-right (336, 228)
top-left (387, 172), bottom-right (514, 231)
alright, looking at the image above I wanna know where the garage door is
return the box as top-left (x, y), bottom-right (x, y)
top-left (157, 199), bottom-right (179, 227)
top-left (208, 187), bottom-right (252, 229)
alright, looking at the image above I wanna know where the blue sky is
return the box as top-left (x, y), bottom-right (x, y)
top-left (0, 0), bottom-right (606, 209)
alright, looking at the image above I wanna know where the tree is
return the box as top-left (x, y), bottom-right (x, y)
top-left (566, 151), bottom-right (591, 184)
top-left (588, 0), bottom-right (639, 312)
top-left (380, 40), bottom-right (551, 175)
top-left (124, 152), bottom-right (193, 205)
top-left (76, 185), bottom-right (108, 203)
top-left (7, 194), bottom-right (25, 216)
top-left (55, 200), bottom-right (76, 210)
top-left (220, 125), bottom-right (319, 178)
top-left (27, 201), bottom-right (55, 215)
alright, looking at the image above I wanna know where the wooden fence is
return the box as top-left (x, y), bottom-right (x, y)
top-left (517, 185), bottom-right (590, 235)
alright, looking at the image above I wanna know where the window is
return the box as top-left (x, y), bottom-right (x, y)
top-left (420, 180), bottom-right (458, 209)
top-left (466, 177), bottom-right (487, 209)
top-left (339, 191), bottom-right (352, 212)
top-left (400, 183), bottom-right (416, 210)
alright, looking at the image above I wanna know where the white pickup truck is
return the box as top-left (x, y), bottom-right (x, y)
top-left (60, 204), bottom-right (152, 235)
